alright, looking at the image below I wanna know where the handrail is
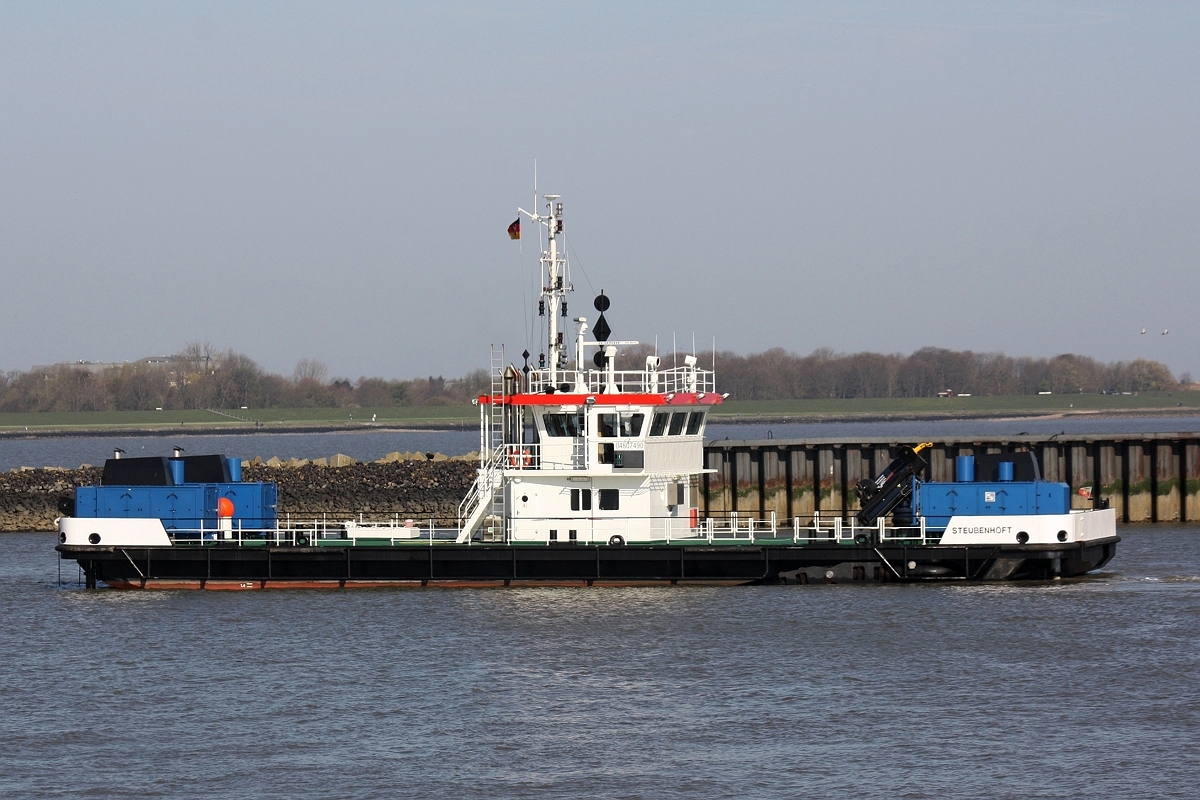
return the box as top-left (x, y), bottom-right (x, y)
top-left (526, 366), bottom-right (715, 395)
top-left (163, 512), bottom-right (945, 547)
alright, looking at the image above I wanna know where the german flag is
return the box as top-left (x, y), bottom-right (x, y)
top-left (507, 218), bottom-right (521, 240)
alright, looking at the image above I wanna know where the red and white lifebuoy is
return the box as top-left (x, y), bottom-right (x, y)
top-left (508, 448), bottom-right (532, 468)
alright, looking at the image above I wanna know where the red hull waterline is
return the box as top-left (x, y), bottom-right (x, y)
top-left (100, 578), bottom-right (751, 591)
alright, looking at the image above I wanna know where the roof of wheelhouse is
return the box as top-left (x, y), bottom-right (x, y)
top-left (480, 392), bottom-right (724, 407)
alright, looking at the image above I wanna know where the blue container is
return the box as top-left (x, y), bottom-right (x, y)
top-left (913, 480), bottom-right (1071, 529)
top-left (998, 461), bottom-right (1014, 482)
top-left (955, 456), bottom-right (975, 483)
top-left (75, 482), bottom-right (278, 531)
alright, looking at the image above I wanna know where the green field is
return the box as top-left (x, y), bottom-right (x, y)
top-left (0, 392), bottom-right (1196, 434)
top-left (0, 405), bottom-right (479, 433)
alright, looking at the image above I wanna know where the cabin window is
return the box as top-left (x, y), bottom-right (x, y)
top-left (598, 489), bottom-right (620, 510)
top-left (650, 412), bottom-right (670, 436)
top-left (597, 414), bottom-right (618, 437)
top-left (619, 413), bottom-right (645, 437)
top-left (543, 413), bottom-right (585, 437)
top-left (523, 408), bottom-right (540, 444)
top-left (686, 411), bottom-right (705, 435)
top-left (668, 412), bottom-right (687, 435)
top-left (571, 488), bottom-right (592, 511)
top-left (599, 412), bottom-right (645, 437)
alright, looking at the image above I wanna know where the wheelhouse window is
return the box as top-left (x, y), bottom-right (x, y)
top-left (649, 412), bottom-right (670, 437)
top-left (597, 414), bottom-right (617, 437)
top-left (598, 412), bottom-right (645, 437)
top-left (619, 413), bottom-right (645, 437)
top-left (686, 411), bottom-right (705, 435)
top-left (668, 411), bottom-right (687, 436)
top-left (543, 413), bottom-right (585, 437)
top-left (598, 489), bottom-right (620, 510)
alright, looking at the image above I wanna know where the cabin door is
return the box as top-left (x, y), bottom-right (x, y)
top-left (569, 483), bottom-right (594, 545)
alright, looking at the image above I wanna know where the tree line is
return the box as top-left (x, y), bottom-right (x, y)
top-left (710, 347), bottom-right (1182, 400)
top-left (0, 342), bottom-right (1184, 413)
top-left (0, 344), bottom-right (489, 413)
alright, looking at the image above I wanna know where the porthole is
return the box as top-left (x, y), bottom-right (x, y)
top-left (88, 533), bottom-right (101, 545)
top-left (521, 495), bottom-right (528, 503)
top-left (1057, 530), bottom-right (1068, 542)
top-left (1016, 531), bottom-right (1029, 545)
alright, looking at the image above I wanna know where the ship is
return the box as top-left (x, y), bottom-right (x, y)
top-left (55, 194), bottom-right (1118, 588)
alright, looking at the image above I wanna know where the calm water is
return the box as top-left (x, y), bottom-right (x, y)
top-left (2, 416), bottom-right (1199, 471)
top-left (1, 528), bottom-right (1197, 798)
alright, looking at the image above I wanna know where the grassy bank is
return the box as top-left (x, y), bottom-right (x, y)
top-left (1, 391), bottom-right (1197, 435)
top-left (0, 406), bottom-right (478, 434)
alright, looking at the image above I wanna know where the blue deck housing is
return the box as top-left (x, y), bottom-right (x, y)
top-left (74, 454), bottom-right (277, 532)
top-left (914, 480), bottom-right (1070, 529)
top-left (908, 452), bottom-right (1069, 530)
top-left (74, 482), bottom-right (278, 531)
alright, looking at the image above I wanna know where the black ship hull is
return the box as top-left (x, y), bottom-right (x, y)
top-left (58, 537), bottom-right (1119, 589)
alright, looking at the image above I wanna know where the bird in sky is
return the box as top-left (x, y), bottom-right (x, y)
top-left (1162, 329), bottom-right (1169, 335)
top-left (1140, 328), bottom-right (1147, 334)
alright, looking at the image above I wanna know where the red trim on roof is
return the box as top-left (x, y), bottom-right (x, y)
top-left (478, 392), bottom-right (723, 406)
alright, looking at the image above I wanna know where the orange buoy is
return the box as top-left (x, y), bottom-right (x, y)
top-left (689, 507), bottom-right (699, 529)
top-left (217, 497), bottom-right (235, 518)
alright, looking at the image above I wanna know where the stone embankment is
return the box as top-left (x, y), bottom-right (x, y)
top-left (0, 452), bottom-right (479, 532)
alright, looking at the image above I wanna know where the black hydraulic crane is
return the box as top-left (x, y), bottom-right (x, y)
top-left (854, 442), bottom-right (932, 526)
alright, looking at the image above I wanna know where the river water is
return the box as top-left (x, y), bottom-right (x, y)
top-left (1, 527), bottom-right (1197, 798)
top-left (2, 415), bottom-right (1199, 471)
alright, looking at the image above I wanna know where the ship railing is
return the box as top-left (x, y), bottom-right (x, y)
top-left (167, 514), bottom-right (462, 547)
top-left (789, 514), bottom-right (939, 545)
top-left (458, 447), bottom-right (507, 530)
top-left (500, 514), bottom-right (764, 545)
top-left (526, 367), bottom-right (715, 395)
top-left (693, 512), bottom-right (781, 543)
top-left (494, 442), bottom-right (583, 471)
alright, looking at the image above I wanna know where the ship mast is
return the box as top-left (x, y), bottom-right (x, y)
top-left (518, 195), bottom-right (569, 388)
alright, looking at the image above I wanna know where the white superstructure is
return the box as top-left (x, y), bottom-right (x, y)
top-left (457, 195), bottom-right (723, 545)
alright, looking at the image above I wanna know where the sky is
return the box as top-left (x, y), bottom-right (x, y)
top-left (0, 1), bottom-right (1196, 381)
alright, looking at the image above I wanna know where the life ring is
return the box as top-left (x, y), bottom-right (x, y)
top-left (296, 534), bottom-right (309, 547)
top-left (508, 448), bottom-right (532, 468)
top-left (608, 534), bottom-right (625, 546)
top-left (689, 508), bottom-right (699, 529)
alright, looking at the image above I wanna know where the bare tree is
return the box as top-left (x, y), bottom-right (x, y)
top-left (293, 358), bottom-right (329, 384)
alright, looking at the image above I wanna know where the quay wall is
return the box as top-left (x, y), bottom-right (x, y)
top-left (702, 434), bottom-right (1200, 524)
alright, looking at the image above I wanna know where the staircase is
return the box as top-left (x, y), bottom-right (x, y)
top-left (456, 346), bottom-right (508, 543)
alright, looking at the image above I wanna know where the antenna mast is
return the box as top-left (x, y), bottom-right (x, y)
top-left (518, 194), bottom-right (569, 388)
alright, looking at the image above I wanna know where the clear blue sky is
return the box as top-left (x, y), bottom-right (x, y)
top-left (1, 2), bottom-right (1196, 380)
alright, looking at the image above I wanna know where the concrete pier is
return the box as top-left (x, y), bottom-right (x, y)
top-left (703, 434), bottom-right (1200, 524)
